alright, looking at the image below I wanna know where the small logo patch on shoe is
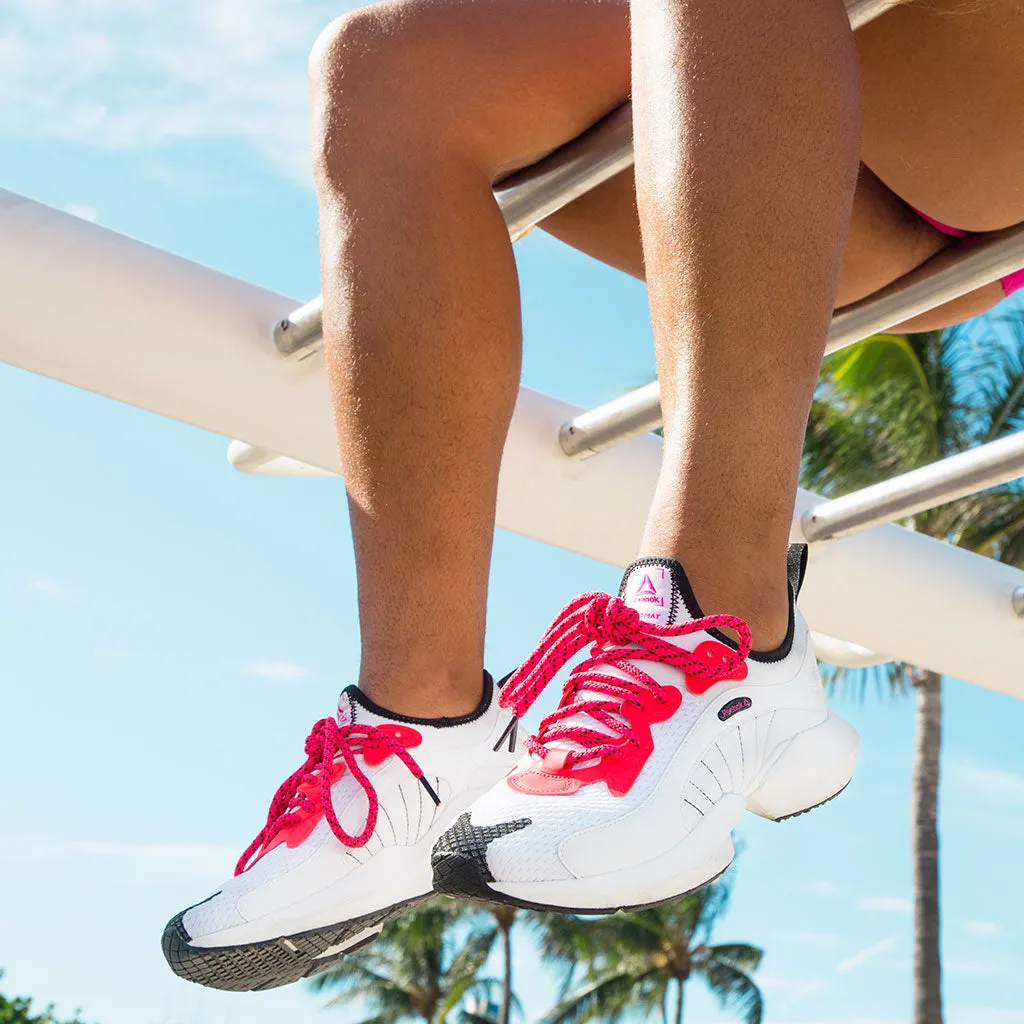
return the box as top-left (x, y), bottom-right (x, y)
top-left (635, 573), bottom-right (664, 606)
top-left (718, 696), bottom-right (752, 721)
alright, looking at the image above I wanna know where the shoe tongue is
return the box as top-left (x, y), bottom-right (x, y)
top-left (619, 558), bottom-right (699, 627)
top-left (543, 559), bottom-right (703, 759)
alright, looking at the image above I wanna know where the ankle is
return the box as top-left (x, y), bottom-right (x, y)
top-left (691, 574), bottom-right (790, 651)
top-left (732, 602), bottom-right (790, 652)
top-left (358, 655), bottom-right (487, 719)
top-left (637, 545), bottom-right (791, 651)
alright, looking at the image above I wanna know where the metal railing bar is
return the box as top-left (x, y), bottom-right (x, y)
top-left (560, 224), bottom-right (1024, 458)
top-left (800, 430), bottom-right (1024, 542)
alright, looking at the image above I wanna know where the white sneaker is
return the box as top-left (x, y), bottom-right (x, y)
top-left (431, 547), bottom-right (858, 912)
top-left (163, 673), bottom-right (519, 990)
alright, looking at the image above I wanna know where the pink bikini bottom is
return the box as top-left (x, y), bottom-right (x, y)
top-left (914, 208), bottom-right (1024, 297)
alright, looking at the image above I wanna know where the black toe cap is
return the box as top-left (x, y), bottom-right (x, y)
top-left (430, 812), bottom-right (531, 899)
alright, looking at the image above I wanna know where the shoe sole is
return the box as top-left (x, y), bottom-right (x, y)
top-left (437, 864), bottom-right (730, 915)
top-left (434, 713), bottom-right (858, 913)
top-left (162, 892), bottom-right (432, 992)
top-left (434, 780), bottom-right (846, 914)
top-left (771, 780), bottom-right (850, 822)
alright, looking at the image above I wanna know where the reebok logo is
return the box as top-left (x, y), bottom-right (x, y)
top-left (635, 573), bottom-right (665, 607)
top-left (718, 696), bottom-right (752, 721)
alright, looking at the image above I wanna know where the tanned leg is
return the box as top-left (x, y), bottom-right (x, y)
top-left (310, 0), bottom-right (629, 716)
top-left (629, 0), bottom-right (861, 647)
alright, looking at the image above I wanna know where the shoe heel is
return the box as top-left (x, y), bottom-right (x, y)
top-left (745, 711), bottom-right (859, 822)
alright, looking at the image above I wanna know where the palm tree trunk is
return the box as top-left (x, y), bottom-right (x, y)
top-left (674, 977), bottom-right (685, 1024)
top-left (912, 667), bottom-right (943, 1024)
top-left (499, 915), bottom-right (513, 1024)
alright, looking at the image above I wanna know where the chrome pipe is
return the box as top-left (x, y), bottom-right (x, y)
top-left (274, 294), bottom-right (324, 359)
top-left (846, 0), bottom-right (904, 31)
top-left (801, 430), bottom-right (1024, 543)
top-left (558, 381), bottom-right (662, 459)
top-left (496, 103), bottom-right (635, 242)
top-left (560, 224), bottom-right (1024, 458)
top-left (825, 224), bottom-right (1024, 355)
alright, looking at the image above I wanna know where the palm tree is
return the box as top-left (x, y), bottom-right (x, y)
top-left (802, 321), bottom-right (1024, 1024)
top-left (459, 905), bottom-right (522, 1024)
top-left (531, 873), bottom-right (763, 1024)
top-left (487, 905), bottom-right (517, 1024)
top-left (311, 900), bottom-right (504, 1024)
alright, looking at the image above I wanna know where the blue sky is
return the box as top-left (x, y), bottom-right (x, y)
top-left (2, 2), bottom-right (1023, 1023)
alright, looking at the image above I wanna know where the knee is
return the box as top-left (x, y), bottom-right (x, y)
top-left (309, 4), bottom-right (462, 186)
top-left (309, 6), bottom-right (393, 107)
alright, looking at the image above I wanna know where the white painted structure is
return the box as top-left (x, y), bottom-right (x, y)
top-left (1, 189), bottom-right (1021, 697)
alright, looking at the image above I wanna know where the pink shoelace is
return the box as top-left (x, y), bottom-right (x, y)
top-left (236, 717), bottom-right (438, 875)
top-left (498, 592), bottom-right (752, 768)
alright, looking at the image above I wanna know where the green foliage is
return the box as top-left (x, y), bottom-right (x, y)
top-left (803, 321), bottom-right (1024, 691)
top-left (529, 873), bottom-right (763, 1024)
top-left (312, 900), bottom-right (506, 1024)
top-left (0, 973), bottom-right (90, 1024)
top-left (805, 322), bottom-right (1024, 559)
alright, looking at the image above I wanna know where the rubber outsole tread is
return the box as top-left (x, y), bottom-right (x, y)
top-left (161, 893), bottom-right (431, 992)
top-left (769, 781), bottom-right (850, 822)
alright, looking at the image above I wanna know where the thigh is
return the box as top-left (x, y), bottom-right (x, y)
top-left (540, 162), bottom-right (949, 305)
top-left (359, 0), bottom-right (968, 312)
top-left (856, 0), bottom-right (1024, 231)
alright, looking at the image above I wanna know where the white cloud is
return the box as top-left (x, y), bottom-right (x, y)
top-left (965, 920), bottom-right (1006, 938)
top-left (0, 834), bottom-right (236, 878)
top-left (802, 879), bottom-right (839, 895)
top-left (858, 896), bottom-right (913, 914)
top-left (249, 660), bottom-right (309, 681)
top-left (0, 0), bottom-right (349, 184)
top-left (950, 761), bottom-right (1024, 806)
top-left (64, 203), bottom-right (100, 222)
top-left (28, 578), bottom-right (68, 598)
top-left (836, 935), bottom-right (900, 975)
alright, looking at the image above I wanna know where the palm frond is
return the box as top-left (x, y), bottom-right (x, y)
top-left (312, 956), bottom-right (401, 995)
top-left (820, 660), bottom-right (910, 702)
top-left (525, 912), bottom-right (589, 995)
top-left (446, 926), bottom-right (498, 988)
top-left (542, 969), bottom-right (662, 1024)
top-left (459, 1014), bottom-right (497, 1024)
top-left (693, 876), bottom-right (732, 942)
top-left (697, 961), bottom-right (764, 1024)
top-left (955, 317), bottom-right (1024, 443)
top-left (830, 333), bottom-right (935, 415)
top-left (527, 910), bottom-right (663, 994)
top-left (455, 979), bottom-right (524, 1024)
top-left (941, 487), bottom-right (1024, 567)
top-left (342, 1014), bottom-right (409, 1024)
top-left (699, 942), bottom-right (763, 974)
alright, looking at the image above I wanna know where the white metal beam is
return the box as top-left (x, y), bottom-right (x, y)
top-left (2, 190), bottom-right (1021, 694)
